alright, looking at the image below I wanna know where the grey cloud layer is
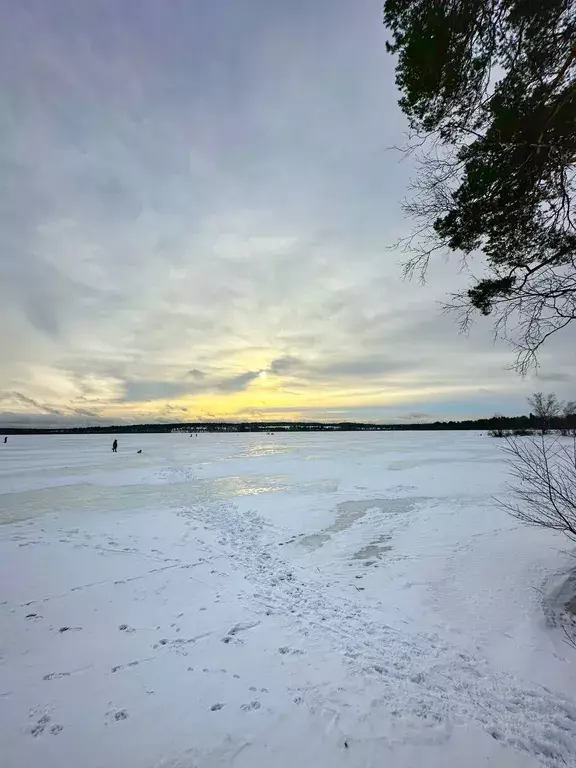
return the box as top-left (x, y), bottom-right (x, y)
top-left (0, 0), bottom-right (573, 426)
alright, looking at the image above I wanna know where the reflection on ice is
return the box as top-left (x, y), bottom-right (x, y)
top-left (0, 472), bottom-right (338, 524)
top-left (241, 443), bottom-right (292, 458)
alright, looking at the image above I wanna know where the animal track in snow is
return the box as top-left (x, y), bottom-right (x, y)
top-left (227, 620), bottom-right (260, 636)
top-left (43, 671), bottom-right (70, 681)
top-left (153, 631), bottom-right (212, 654)
top-left (105, 708), bottom-right (129, 723)
top-left (29, 714), bottom-right (51, 737)
top-left (241, 700), bottom-right (261, 711)
top-left (111, 659), bottom-right (150, 673)
top-left (278, 646), bottom-right (304, 655)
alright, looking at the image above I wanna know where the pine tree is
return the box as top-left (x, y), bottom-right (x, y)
top-left (385, 0), bottom-right (576, 371)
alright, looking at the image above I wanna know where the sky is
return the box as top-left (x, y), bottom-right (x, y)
top-left (0, 0), bottom-right (574, 427)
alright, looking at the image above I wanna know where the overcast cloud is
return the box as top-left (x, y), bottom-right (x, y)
top-left (0, 0), bottom-right (574, 427)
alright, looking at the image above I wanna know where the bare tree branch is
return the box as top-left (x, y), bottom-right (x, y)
top-left (499, 434), bottom-right (576, 540)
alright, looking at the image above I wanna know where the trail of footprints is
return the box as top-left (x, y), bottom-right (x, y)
top-left (17, 521), bottom-right (314, 739)
top-left (28, 711), bottom-right (63, 738)
top-left (31, 598), bottom-right (305, 733)
top-left (17, 520), bottom-right (340, 740)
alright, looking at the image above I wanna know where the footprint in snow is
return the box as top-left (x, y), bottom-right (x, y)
top-left (43, 671), bottom-right (71, 681)
top-left (228, 620), bottom-right (260, 636)
top-left (111, 659), bottom-right (144, 673)
top-left (105, 709), bottom-right (129, 723)
top-left (29, 714), bottom-right (51, 737)
top-left (241, 700), bottom-right (261, 711)
top-left (210, 703), bottom-right (225, 711)
top-left (220, 620), bottom-right (261, 646)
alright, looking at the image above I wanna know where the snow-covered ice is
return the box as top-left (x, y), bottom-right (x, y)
top-left (1, 431), bottom-right (576, 767)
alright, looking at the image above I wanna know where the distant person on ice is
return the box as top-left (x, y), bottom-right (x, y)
top-left (3, 437), bottom-right (6, 444)
top-left (112, 439), bottom-right (118, 453)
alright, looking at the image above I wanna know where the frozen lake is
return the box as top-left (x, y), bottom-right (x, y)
top-left (1, 432), bottom-right (576, 767)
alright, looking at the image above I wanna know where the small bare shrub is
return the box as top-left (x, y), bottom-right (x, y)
top-left (500, 435), bottom-right (576, 541)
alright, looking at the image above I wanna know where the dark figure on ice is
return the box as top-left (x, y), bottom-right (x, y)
top-left (112, 439), bottom-right (118, 453)
top-left (3, 436), bottom-right (7, 444)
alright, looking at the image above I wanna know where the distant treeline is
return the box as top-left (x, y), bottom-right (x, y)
top-left (2, 414), bottom-right (571, 435)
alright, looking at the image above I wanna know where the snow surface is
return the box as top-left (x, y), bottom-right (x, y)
top-left (1, 431), bottom-right (576, 767)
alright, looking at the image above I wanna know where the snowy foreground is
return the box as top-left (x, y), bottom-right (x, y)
top-left (1, 432), bottom-right (576, 768)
